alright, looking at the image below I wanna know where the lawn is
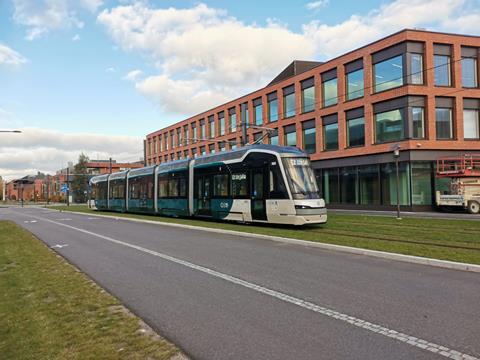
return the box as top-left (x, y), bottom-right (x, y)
top-left (0, 220), bottom-right (181, 360)
top-left (49, 205), bottom-right (480, 265)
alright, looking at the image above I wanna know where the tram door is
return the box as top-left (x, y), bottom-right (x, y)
top-left (251, 168), bottom-right (267, 221)
top-left (196, 175), bottom-right (212, 216)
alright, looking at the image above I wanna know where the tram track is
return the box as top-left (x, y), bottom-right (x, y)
top-left (307, 228), bottom-right (480, 252)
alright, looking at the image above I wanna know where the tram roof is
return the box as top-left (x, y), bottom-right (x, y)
top-left (109, 170), bottom-right (129, 181)
top-left (89, 173), bottom-right (109, 184)
top-left (194, 144), bottom-right (306, 166)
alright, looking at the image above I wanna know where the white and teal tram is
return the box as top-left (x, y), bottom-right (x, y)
top-left (90, 145), bottom-right (327, 225)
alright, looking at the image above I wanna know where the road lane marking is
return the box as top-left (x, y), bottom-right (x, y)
top-left (24, 220), bottom-right (37, 223)
top-left (14, 210), bottom-right (479, 360)
top-left (51, 244), bottom-right (69, 249)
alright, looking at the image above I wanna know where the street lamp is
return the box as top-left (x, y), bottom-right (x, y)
top-left (392, 144), bottom-right (401, 220)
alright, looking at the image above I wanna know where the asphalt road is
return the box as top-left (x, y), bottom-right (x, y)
top-left (2, 207), bottom-right (480, 360)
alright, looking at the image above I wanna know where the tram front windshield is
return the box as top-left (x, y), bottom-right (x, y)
top-left (282, 157), bottom-right (320, 200)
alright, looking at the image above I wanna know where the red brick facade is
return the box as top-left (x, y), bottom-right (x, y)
top-left (145, 29), bottom-right (480, 165)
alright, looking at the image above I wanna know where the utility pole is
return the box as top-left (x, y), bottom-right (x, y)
top-left (66, 167), bottom-right (70, 207)
top-left (109, 157), bottom-right (112, 174)
top-left (46, 176), bottom-right (50, 205)
top-left (393, 145), bottom-right (401, 220)
top-left (21, 182), bottom-right (24, 208)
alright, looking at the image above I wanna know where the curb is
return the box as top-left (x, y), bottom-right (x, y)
top-left (52, 208), bottom-right (480, 273)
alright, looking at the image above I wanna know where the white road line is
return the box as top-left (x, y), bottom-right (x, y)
top-left (16, 211), bottom-right (479, 360)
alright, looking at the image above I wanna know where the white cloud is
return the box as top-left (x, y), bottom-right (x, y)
top-left (98, 3), bottom-right (314, 115)
top-left (105, 67), bottom-right (115, 72)
top-left (0, 44), bottom-right (28, 66)
top-left (0, 128), bottom-right (143, 180)
top-left (97, 0), bottom-right (480, 118)
top-left (12, 0), bottom-right (86, 40)
top-left (123, 69), bottom-right (143, 82)
top-left (303, 0), bottom-right (480, 59)
top-left (306, 0), bottom-right (329, 10)
top-left (80, 0), bottom-right (103, 13)
top-left (72, 33), bottom-right (81, 41)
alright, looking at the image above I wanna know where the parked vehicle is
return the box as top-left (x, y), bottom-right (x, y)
top-left (90, 144), bottom-right (327, 225)
top-left (435, 154), bottom-right (480, 214)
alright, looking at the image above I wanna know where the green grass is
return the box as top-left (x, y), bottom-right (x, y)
top-left (0, 221), bottom-right (181, 360)
top-left (48, 205), bottom-right (480, 265)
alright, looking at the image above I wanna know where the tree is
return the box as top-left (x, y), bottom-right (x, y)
top-left (72, 153), bottom-right (90, 203)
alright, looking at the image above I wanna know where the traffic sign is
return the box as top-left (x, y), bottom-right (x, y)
top-left (61, 184), bottom-right (69, 193)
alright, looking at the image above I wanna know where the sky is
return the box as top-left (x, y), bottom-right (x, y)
top-left (1, 0), bottom-right (480, 180)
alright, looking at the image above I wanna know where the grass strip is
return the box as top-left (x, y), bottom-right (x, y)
top-left (47, 205), bottom-right (480, 265)
top-left (0, 220), bottom-right (181, 360)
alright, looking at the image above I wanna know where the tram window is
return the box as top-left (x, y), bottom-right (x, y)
top-left (214, 174), bottom-right (229, 197)
top-left (269, 165), bottom-right (289, 199)
top-left (232, 173), bottom-right (248, 197)
top-left (159, 178), bottom-right (168, 197)
top-left (179, 178), bottom-right (187, 197)
top-left (146, 177), bottom-right (154, 198)
top-left (169, 179), bottom-right (179, 197)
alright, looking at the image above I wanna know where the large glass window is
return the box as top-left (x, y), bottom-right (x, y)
top-left (375, 109), bottom-right (404, 143)
top-left (347, 117), bottom-right (365, 147)
top-left (322, 168), bottom-right (339, 203)
top-left (268, 98), bottom-right (278, 122)
top-left (435, 108), bottom-right (453, 139)
top-left (358, 165), bottom-right (380, 205)
top-left (254, 103), bottom-right (263, 125)
top-left (284, 131), bottom-right (296, 146)
top-left (302, 86), bottom-right (315, 113)
top-left (323, 123), bottom-right (338, 150)
top-left (434, 55), bottom-right (451, 86)
top-left (411, 162), bottom-right (432, 205)
top-left (323, 78), bottom-right (338, 107)
top-left (464, 109), bottom-right (479, 139)
top-left (200, 122), bottom-right (206, 139)
top-left (340, 167), bottom-right (357, 204)
top-left (412, 107), bottom-right (425, 139)
top-left (381, 162), bottom-right (411, 206)
top-left (374, 55), bottom-right (403, 92)
top-left (462, 57), bottom-right (478, 88)
top-left (346, 69), bottom-right (364, 100)
top-left (410, 53), bottom-right (423, 84)
top-left (303, 127), bottom-right (316, 154)
top-left (284, 92), bottom-right (295, 118)
top-left (282, 158), bottom-right (320, 199)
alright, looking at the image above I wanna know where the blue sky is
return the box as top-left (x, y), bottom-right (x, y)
top-left (0, 0), bottom-right (479, 179)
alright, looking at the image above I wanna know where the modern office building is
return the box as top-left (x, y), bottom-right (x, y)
top-left (145, 29), bottom-right (480, 211)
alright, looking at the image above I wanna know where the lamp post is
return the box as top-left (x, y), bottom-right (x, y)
top-left (393, 145), bottom-right (401, 220)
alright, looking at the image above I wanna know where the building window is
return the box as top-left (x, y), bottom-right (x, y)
top-left (253, 98), bottom-right (263, 125)
top-left (200, 120), bottom-right (206, 139)
top-left (461, 47), bottom-right (478, 88)
top-left (434, 55), bottom-right (451, 86)
top-left (433, 44), bottom-right (452, 87)
top-left (464, 99), bottom-right (480, 139)
top-left (183, 150), bottom-right (189, 158)
top-left (346, 68), bottom-right (364, 100)
top-left (435, 108), bottom-right (453, 139)
top-left (381, 162), bottom-right (411, 205)
top-left (267, 92), bottom-right (278, 122)
top-left (358, 165), bottom-right (381, 205)
top-left (322, 69), bottom-right (337, 107)
top-left (192, 148), bottom-right (197, 158)
top-left (323, 114), bottom-right (338, 151)
top-left (228, 108), bottom-right (236, 132)
top-left (302, 120), bottom-right (316, 154)
top-left (209, 144), bottom-right (215, 153)
top-left (375, 109), bottom-right (404, 143)
top-left (283, 85), bottom-right (295, 118)
top-left (231, 143), bottom-right (237, 150)
top-left (347, 116), bottom-right (365, 147)
top-left (170, 132), bottom-right (175, 148)
top-left (183, 126), bottom-right (189, 145)
top-left (411, 162), bottom-right (432, 205)
top-left (208, 115), bottom-right (215, 138)
top-left (411, 107), bottom-right (425, 139)
top-left (284, 125), bottom-right (296, 146)
top-left (409, 53), bottom-right (423, 84)
top-left (301, 78), bottom-right (315, 113)
top-left (374, 55), bottom-right (403, 92)
top-left (269, 129), bottom-right (279, 145)
top-left (220, 142), bottom-right (226, 152)
top-left (200, 146), bottom-right (206, 155)
top-left (218, 112), bottom-right (225, 135)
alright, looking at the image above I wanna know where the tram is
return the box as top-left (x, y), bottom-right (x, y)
top-left (90, 144), bottom-right (327, 225)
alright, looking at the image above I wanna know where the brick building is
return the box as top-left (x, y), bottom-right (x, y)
top-left (145, 29), bottom-right (480, 210)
